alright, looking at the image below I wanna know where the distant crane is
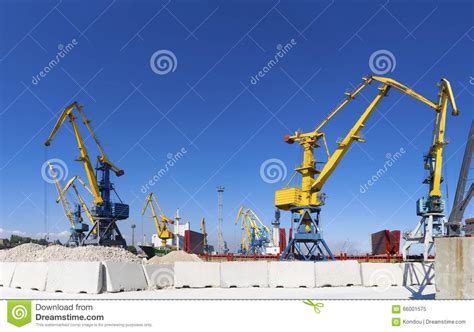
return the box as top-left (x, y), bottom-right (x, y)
top-left (217, 186), bottom-right (225, 253)
top-left (47, 162), bottom-right (88, 246)
top-left (141, 192), bottom-right (174, 247)
top-left (234, 206), bottom-right (271, 254)
top-left (131, 224), bottom-right (136, 247)
top-left (200, 217), bottom-right (209, 253)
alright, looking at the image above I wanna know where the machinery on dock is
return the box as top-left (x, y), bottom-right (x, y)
top-left (60, 175), bottom-right (96, 238)
top-left (446, 121), bottom-right (473, 236)
top-left (234, 206), bottom-right (271, 254)
top-left (276, 76), bottom-right (458, 261)
top-left (200, 217), bottom-right (210, 254)
top-left (48, 162), bottom-right (89, 246)
top-left (45, 102), bottom-right (129, 248)
top-left (141, 192), bottom-right (174, 247)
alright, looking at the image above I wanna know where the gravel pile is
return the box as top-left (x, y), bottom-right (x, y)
top-left (0, 243), bottom-right (44, 262)
top-left (147, 250), bottom-right (202, 264)
top-left (0, 244), bottom-right (142, 263)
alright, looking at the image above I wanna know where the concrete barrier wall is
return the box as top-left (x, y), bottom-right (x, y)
top-left (360, 263), bottom-right (404, 287)
top-left (268, 262), bottom-right (315, 288)
top-left (143, 264), bottom-right (174, 289)
top-left (46, 262), bottom-right (103, 294)
top-left (174, 262), bottom-right (220, 288)
top-left (315, 260), bottom-right (361, 287)
top-left (435, 237), bottom-right (474, 299)
top-left (0, 259), bottom-right (442, 293)
top-left (0, 262), bottom-right (16, 287)
top-left (103, 261), bottom-right (148, 292)
top-left (220, 261), bottom-right (268, 288)
top-left (10, 262), bottom-right (48, 291)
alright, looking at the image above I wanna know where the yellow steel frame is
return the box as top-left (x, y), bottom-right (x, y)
top-left (60, 175), bottom-right (95, 228)
top-left (234, 206), bottom-right (271, 252)
top-left (141, 192), bottom-right (173, 246)
top-left (200, 217), bottom-right (208, 250)
top-left (48, 162), bottom-right (75, 227)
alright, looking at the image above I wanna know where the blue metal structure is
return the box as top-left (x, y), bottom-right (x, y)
top-left (83, 163), bottom-right (129, 248)
top-left (280, 206), bottom-right (334, 261)
top-left (68, 203), bottom-right (89, 247)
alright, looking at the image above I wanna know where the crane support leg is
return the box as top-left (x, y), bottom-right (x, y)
top-left (280, 207), bottom-right (334, 261)
top-left (82, 219), bottom-right (126, 247)
top-left (402, 213), bottom-right (444, 261)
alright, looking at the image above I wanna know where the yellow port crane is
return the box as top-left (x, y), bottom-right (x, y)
top-left (141, 192), bottom-right (174, 247)
top-left (48, 162), bottom-right (74, 227)
top-left (234, 206), bottom-right (271, 254)
top-left (44, 101), bottom-right (129, 247)
top-left (60, 176), bottom-right (95, 229)
top-left (48, 162), bottom-right (91, 246)
top-left (200, 217), bottom-right (209, 253)
top-left (276, 76), bottom-right (458, 261)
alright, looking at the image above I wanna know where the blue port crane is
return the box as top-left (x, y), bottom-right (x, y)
top-left (45, 102), bottom-right (129, 248)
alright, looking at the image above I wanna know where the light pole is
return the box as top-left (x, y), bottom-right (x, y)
top-left (131, 224), bottom-right (136, 247)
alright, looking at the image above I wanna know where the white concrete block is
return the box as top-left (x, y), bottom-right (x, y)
top-left (46, 262), bottom-right (103, 294)
top-left (360, 263), bottom-right (404, 287)
top-left (315, 260), bottom-right (361, 287)
top-left (435, 237), bottom-right (474, 299)
top-left (402, 262), bottom-right (435, 286)
top-left (220, 261), bottom-right (268, 288)
top-left (103, 262), bottom-right (147, 292)
top-left (143, 264), bottom-right (174, 289)
top-left (10, 262), bottom-right (48, 291)
top-left (0, 262), bottom-right (16, 287)
top-left (268, 262), bottom-right (315, 288)
top-left (174, 262), bottom-right (220, 288)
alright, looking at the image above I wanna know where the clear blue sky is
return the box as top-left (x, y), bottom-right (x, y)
top-left (0, 0), bottom-right (473, 253)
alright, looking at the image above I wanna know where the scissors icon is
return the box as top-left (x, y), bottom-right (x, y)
top-left (303, 300), bottom-right (324, 314)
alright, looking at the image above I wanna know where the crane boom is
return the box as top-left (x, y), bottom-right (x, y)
top-left (60, 176), bottom-right (95, 227)
top-left (48, 162), bottom-right (74, 227)
top-left (312, 85), bottom-right (390, 192)
top-left (447, 121), bottom-right (474, 232)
